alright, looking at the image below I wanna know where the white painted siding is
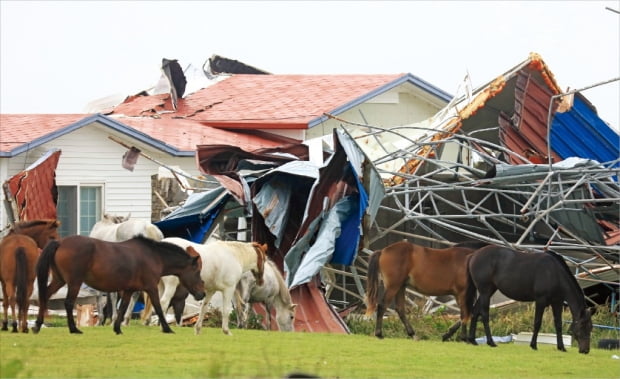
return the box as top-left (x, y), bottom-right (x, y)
top-left (0, 122), bottom-right (202, 229)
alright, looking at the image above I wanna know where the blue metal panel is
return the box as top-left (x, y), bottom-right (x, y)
top-left (551, 95), bottom-right (619, 167)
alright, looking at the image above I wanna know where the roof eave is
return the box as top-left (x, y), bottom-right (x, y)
top-left (0, 114), bottom-right (195, 158)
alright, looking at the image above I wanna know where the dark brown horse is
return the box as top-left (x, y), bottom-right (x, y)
top-left (32, 235), bottom-right (206, 335)
top-left (467, 245), bottom-right (595, 354)
top-left (365, 240), bottom-right (488, 341)
top-left (0, 219), bottom-right (60, 333)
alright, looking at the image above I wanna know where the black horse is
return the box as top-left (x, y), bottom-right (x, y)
top-left (467, 245), bottom-right (594, 354)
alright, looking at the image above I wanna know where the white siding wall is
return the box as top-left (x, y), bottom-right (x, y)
top-left (0, 122), bottom-right (201, 228)
top-left (305, 89), bottom-right (444, 140)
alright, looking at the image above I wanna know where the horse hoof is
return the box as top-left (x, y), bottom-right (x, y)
top-left (441, 334), bottom-right (450, 342)
top-left (70, 329), bottom-right (83, 334)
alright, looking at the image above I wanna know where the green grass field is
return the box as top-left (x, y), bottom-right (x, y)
top-left (1, 322), bottom-right (619, 378)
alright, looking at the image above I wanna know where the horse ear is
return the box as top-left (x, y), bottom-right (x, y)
top-left (291, 304), bottom-right (298, 311)
top-left (52, 220), bottom-right (61, 228)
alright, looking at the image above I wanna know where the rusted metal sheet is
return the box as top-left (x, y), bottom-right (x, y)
top-left (3, 149), bottom-right (60, 222)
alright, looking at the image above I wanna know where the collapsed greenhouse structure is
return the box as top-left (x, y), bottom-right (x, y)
top-left (320, 53), bottom-right (620, 319)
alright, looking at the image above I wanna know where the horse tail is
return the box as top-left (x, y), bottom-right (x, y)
top-left (365, 250), bottom-right (382, 317)
top-left (36, 240), bottom-right (60, 309)
top-left (14, 247), bottom-right (29, 314)
top-left (464, 254), bottom-right (477, 318)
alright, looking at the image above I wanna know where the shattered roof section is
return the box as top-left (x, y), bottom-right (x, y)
top-left (109, 74), bottom-right (408, 128)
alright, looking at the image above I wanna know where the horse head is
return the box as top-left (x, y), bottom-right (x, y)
top-left (571, 307), bottom-right (595, 354)
top-left (276, 303), bottom-right (298, 332)
top-left (251, 242), bottom-right (268, 286)
top-left (178, 246), bottom-right (205, 301)
top-left (12, 220), bottom-right (61, 249)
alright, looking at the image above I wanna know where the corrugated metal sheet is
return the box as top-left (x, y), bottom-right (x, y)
top-left (551, 93), bottom-right (620, 166)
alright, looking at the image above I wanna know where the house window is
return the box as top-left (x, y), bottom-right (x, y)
top-left (57, 185), bottom-right (102, 237)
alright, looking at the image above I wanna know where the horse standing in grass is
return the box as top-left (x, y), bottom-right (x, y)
top-left (0, 220), bottom-right (60, 333)
top-left (467, 245), bottom-right (595, 354)
top-left (365, 240), bottom-right (488, 341)
top-left (89, 214), bottom-right (164, 326)
top-left (235, 259), bottom-right (297, 331)
top-left (32, 235), bottom-right (205, 335)
top-left (160, 237), bottom-right (267, 336)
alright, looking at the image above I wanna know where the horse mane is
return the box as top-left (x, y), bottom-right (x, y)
top-left (269, 260), bottom-right (293, 304)
top-left (131, 235), bottom-right (190, 259)
top-left (545, 250), bottom-right (585, 298)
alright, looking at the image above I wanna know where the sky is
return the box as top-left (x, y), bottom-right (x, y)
top-left (1, 1), bottom-right (619, 129)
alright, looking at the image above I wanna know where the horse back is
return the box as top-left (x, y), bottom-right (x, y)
top-left (469, 246), bottom-right (564, 301)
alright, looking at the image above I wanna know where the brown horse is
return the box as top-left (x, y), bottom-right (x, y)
top-left (365, 240), bottom-right (488, 341)
top-left (0, 219), bottom-right (60, 333)
top-left (32, 235), bottom-right (206, 335)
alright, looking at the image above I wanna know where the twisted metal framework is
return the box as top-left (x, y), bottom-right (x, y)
top-left (321, 121), bottom-right (619, 315)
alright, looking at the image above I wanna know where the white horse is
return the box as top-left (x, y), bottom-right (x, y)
top-left (89, 213), bottom-right (164, 326)
top-left (235, 259), bottom-right (297, 331)
top-left (159, 237), bottom-right (267, 335)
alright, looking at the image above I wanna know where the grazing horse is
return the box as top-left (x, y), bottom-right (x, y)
top-left (32, 235), bottom-right (205, 335)
top-left (365, 240), bottom-right (489, 341)
top-left (0, 220), bottom-right (60, 333)
top-left (467, 245), bottom-right (595, 354)
top-left (235, 259), bottom-right (297, 331)
top-left (161, 237), bottom-right (268, 336)
top-left (89, 214), bottom-right (165, 326)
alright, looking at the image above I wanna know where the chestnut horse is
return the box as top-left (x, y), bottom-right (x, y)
top-left (0, 220), bottom-right (60, 333)
top-left (467, 245), bottom-right (595, 354)
top-left (32, 235), bottom-right (206, 335)
top-left (365, 240), bottom-right (488, 341)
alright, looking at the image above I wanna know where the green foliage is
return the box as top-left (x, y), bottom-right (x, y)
top-left (347, 301), bottom-right (619, 345)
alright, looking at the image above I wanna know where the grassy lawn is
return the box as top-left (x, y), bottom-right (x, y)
top-left (1, 322), bottom-right (619, 378)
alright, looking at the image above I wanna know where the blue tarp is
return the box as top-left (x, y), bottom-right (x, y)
top-left (155, 187), bottom-right (229, 243)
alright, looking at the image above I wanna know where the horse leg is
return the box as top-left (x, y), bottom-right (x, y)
top-left (8, 291), bottom-right (18, 333)
top-left (143, 288), bottom-right (173, 334)
top-left (394, 285), bottom-right (415, 339)
top-left (550, 302), bottom-right (566, 352)
top-left (33, 275), bottom-right (64, 333)
top-left (113, 291), bottom-right (132, 334)
top-left (529, 302), bottom-right (547, 351)
top-left (64, 283), bottom-right (83, 334)
top-left (445, 292), bottom-right (468, 341)
top-left (373, 284), bottom-right (390, 339)
top-left (1, 281), bottom-right (9, 331)
top-left (109, 292), bottom-right (119, 323)
top-left (478, 293), bottom-right (496, 347)
top-left (95, 292), bottom-right (107, 326)
top-left (220, 287), bottom-right (235, 335)
top-left (468, 299), bottom-right (481, 345)
top-left (264, 302), bottom-right (272, 331)
top-left (194, 291), bottom-right (215, 336)
top-left (122, 291), bottom-right (139, 326)
top-left (443, 320), bottom-right (462, 342)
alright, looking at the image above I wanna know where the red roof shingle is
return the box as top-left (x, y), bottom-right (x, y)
top-left (110, 74), bottom-right (404, 128)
